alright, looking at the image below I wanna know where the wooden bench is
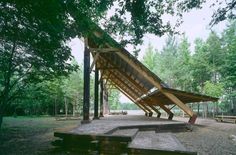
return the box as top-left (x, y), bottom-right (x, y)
top-left (215, 115), bottom-right (236, 124)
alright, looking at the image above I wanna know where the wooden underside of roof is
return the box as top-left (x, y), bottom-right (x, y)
top-left (85, 19), bottom-right (218, 124)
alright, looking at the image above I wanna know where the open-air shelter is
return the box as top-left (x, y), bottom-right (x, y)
top-left (81, 19), bottom-right (218, 124)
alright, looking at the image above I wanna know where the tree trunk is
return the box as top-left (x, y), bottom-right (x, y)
top-left (64, 97), bottom-right (68, 117)
top-left (0, 41), bottom-right (16, 126)
top-left (54, 97), bottom-right (57, 116)
top-left (73, 100), bottom-right (76, 117)
top-left (197, 103), bottom-right (200, 115)
top-left (0, 114), bottom-right (3, 129)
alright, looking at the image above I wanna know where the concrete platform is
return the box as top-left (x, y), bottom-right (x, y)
top-left (53, 115), bottom-right (196, 154)
top-left (70, 115), bottom-right (187, 134)
top-left (129, 131), bottom-right (186, 150)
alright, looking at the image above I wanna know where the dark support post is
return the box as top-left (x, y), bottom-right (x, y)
top-left (93, 67), bottom-right (99, 119)
top-left (100, 79), bottom-right (104, 117)
top-left (82, 46), bottom-right (90, 123)
top-left (189, 114), bottom-right (197, 124)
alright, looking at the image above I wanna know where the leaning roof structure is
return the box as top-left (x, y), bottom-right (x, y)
top-left (85, 20), bottom-right (218, 124)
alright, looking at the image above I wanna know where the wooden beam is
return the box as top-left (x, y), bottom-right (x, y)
top-left (84, 37), bottom-right (88, 47)
top-left (106, 73), bottom-right (143, 97)
top-left (98, 50), bottom-right (175, 120)
top-left (114, 85), bottom-right (148, 114)
top-left (163, 92), bottom-right (197, 124)
top-left (90, 53), bottom-right (100, 73)
top-left (114, 84), bottom-right (152, 117)
top-left (163, 92), bottom-right (194, 117)
top-left (90, 48), bottom-right (120, 53)
top-left (109, 72), bottom-right (144, 96)
top-left (115, 52), bottom-right (162, 90)
top-left (162, 88), bottom-right (218, 102)
top-left (149, 104), bottom-right (161, 118)
top-left (108, 79), bottom-right (140, 101)
top-left (100, 54), bottom-right (147, 91)
top-left (143, 97), bottom-right (174, 120)
top-left (111, 70), bottom-right (149, 94)
top-left (137, 101), bottom-right (153, 117)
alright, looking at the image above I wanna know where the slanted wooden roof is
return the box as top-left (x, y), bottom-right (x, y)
top-left (137, 87), bottom-right (218, 106)
top-left (85, 19), bottom-right (218, 123)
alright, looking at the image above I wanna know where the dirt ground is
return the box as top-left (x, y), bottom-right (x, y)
top-left (0, 116), bottom-right (79, 155)
top-left (0, 116), bottom-right (236, 155)
top-left (173, 117), bottom-right (236, 155)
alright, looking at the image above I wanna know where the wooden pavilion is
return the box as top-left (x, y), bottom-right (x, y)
top-left (81, 20), bottom-right (218, 124)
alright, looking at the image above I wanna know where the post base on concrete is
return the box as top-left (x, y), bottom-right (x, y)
top-left (189, 114), bottom-right (197, 124)
top-left (168, 113), bottom-right (174, 120)
top-left (81, 120), bottom-right (91, 124)
top-left (93, 117), bottom-right (99, 120)
top-left (148, 112), bottom-right (153, 117)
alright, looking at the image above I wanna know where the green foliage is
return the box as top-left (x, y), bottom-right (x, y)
top-left (142, 20), bottom-right (236, 115)
top-left (175, 36), bottom-right (192, 91)
top-left (210, 0), bottom-right (236, 26)
top-left (203, 81), bottom-right (224, 97)
top-left (1, 0), bottom-right (236, 126)
top-left (154, 35), bottom-right (178, 87)
top-left (142, 43), bottom-right (160, 74)
top-left (221, 20), bottom-right (236, 88)
top-left (105, 0), bottom-right (205, 45)
top-left (0, 0), bottom-right (78, 127)
top-left (108, 89), bottom-right (120, 110)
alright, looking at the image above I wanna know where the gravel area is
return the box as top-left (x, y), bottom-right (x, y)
top-left (173, 117), bottom-right (236, 155)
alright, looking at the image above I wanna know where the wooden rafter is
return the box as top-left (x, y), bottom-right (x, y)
top-left (115, 52), bottom-right (162, 90)
top-left (99, 54), bottom-right (148, 92)
top-left (86, 25), bottom-right (218, 124)
top-left (141, 97), bottom-right (174, 119)
top-left (149, 104), bottom-right (161, 117)
top-left (114, 85), bottom-right (148, 114)
top-left (104, 71), bottom-right (144, 97)
top-left (89, 53), bottom-right (100, 73)
top-left (163, 92), bottom-right (195, 117)
top-left (90, 48), bottom-right (120, 53)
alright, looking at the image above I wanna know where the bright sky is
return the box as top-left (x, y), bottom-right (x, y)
top-left (69, 1), bottom-right (226, 103)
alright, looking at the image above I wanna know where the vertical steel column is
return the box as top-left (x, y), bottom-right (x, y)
top-left (100, 79), bottom-right (104, 117)
top-left (82, 47), bottom-right (90, 123)
top-left (93, 67), bottom-right (99, 119)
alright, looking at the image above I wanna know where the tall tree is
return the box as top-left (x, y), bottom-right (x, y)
top-left (142, 43), bottom-right (160, 74)
top-left (0, 1), bottom-right (78, 128)
top-left (159, 35), bottom-right (178, 87)
top-left (205, 31), bottom-right (223, 83)
top-left (175, 36), bottom-right (192, 91)
top-left (221, 20), bottom-right (236, 114)
top-left (191, 39), bottom-right (211, 92)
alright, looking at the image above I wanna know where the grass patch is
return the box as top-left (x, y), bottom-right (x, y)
top-left (0, 116), bottom-right (79, 155)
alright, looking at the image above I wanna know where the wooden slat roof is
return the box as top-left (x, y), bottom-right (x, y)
top-left (85, 20), bottom-right (218, 111)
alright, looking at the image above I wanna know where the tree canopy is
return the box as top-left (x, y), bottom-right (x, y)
top-left (1, 0), bottom-right (236, 128)
top-left (142, 20), bottom-right (236, 116)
